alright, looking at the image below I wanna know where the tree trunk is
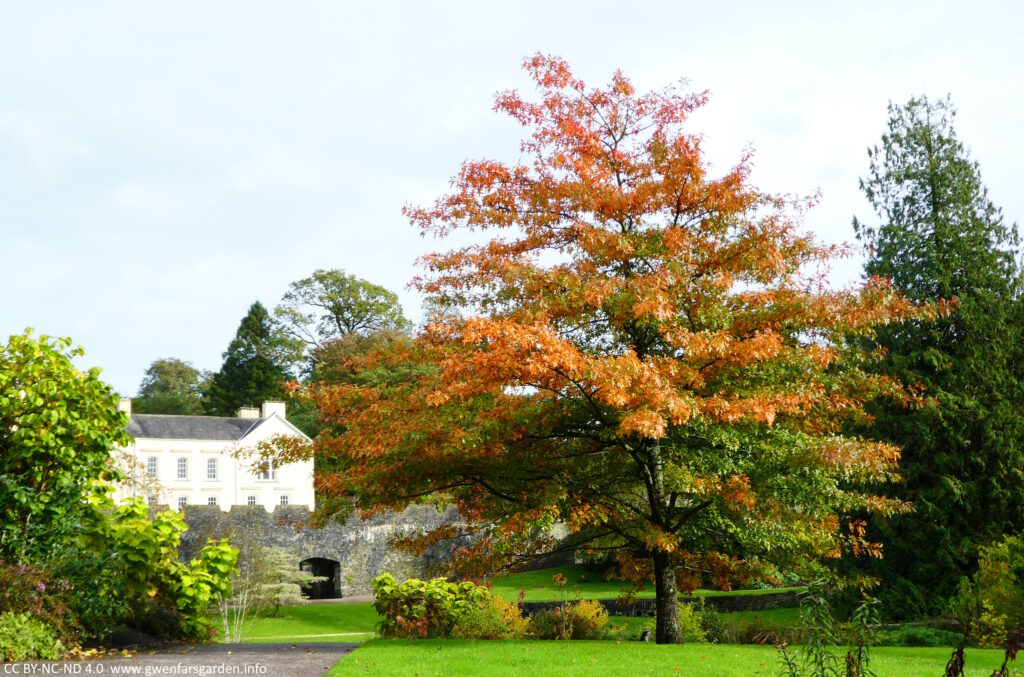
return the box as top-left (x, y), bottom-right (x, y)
top-left (653, 550), bottom-right (682, 644)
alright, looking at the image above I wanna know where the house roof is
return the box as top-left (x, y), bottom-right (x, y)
top-left (127, 414), bottom-right (264, 441)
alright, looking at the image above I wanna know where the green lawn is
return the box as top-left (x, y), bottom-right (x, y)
top-left (488, 565), bottom-right (803, 603)
top-left (242, 603), bottom-right (378, 643)
top-left (238, 595), bottom-right (801, 644)
top-left (328, 640), bottom-right (1007, 677)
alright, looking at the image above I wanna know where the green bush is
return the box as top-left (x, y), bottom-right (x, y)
top-left (372, 573), bottom-right (491, 638)
top-left (893, 626), bottom-right (962, 647)
top-left (0, 612), bottom-right (64, 661)
top-left (77, 496), bottom-right (238, 642)
top-left (677, 602), bottom-right (707, 643)
top-left (526, 608), bottom-right (570, 640)
top-left (698, 601), bottom-right (725, 643)
top-left (948, 534), bottom-right (1024, 648)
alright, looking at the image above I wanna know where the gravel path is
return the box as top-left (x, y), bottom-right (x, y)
top-left (61, 642), bottom-right (359, 676)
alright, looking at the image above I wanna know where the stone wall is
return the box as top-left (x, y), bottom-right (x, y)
top-left (173, 504), bottom-right (464, 597)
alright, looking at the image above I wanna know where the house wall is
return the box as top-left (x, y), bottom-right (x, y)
top-left (113, 414), bottom-right (315, 512)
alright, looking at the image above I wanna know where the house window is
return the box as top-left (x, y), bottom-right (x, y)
top-left (146, 457), bottom-right (158, 479)
top-left (147, 495), bottom-right (157, 506)
top-left (279, 495), bottom-right (289, 506)
top-left (207, 458), bottom-right (218, 481)
top-left (177, 496), bottom-right (188, 511)
top-left (257, 462), bottom-right (276, 481)
top-left (176, 457), bottom-right (188, 480)
top-left (207, 496), bottom-right (218, 506)
top-left (247, 495), bottom-right (257, 506)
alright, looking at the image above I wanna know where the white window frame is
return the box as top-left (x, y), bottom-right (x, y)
top-left (279, 495), bottom-right (289, 506)
top-left (247, 495), bottom-right (257, 506)
top-left (257, 461), bottom-right (277, 481)
top-left (206, 458), bottom-right (218, 481)
top-left (177, 496), bottom-right (188, 511)
top-left (146, 456), bottom-right (158, 479)
top-left (207, 496), bottom-right (218, 506)
top-left (176, 457), bottom-right (188, 481)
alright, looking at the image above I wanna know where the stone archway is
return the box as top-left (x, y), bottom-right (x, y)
top-left (300, 557), bottom-right (341, 599)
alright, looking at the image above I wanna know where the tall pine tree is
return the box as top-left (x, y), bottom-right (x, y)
top-left (853, 95), bottom-right (1024, 616)
top-left (204, 302), bottom-right (297, 416)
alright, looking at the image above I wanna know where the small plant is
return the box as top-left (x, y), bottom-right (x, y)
top-left (843, 594), bottom-right (880, 677)
top-left (0, 612), bottom-right (65, 661)
top-left (765, 581), bottom-right (880, 677)
top-left (799, 580), bottom-right (840, 677)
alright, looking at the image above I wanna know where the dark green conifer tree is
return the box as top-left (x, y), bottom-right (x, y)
top-left (204, 302), bottom-right (297, 417)
top-left (853, 95), bottom-right (1024, 616)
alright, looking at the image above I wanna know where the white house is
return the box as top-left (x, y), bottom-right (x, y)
top-left (113, 399), bottom-right (315, 512)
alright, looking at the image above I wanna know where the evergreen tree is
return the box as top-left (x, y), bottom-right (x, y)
top-left (204, 302), bottom-right (297, 416)
top-left (853, 95), bottom-right (1024, 616)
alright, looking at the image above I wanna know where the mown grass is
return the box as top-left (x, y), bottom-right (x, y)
top-left (328, 640), bottom-right (1007, 677)
top-left (242, 603), bottom-right (378, 643)
top-left (488, 565), bottom-right (803, 603)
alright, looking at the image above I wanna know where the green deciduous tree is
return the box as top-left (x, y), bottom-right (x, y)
top-left (274, 269), bottom-right (411, 354)
top-left (134, 358), bottom-right (209, 415)
top-left (852, 95), bottom-right (1024, 615)
top-left (204, 302), bottom-right (298, 417)
top-left (0, 330), bottom-right (130, 563)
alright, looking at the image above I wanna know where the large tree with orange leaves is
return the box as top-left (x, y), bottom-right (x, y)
top-left (298, 56), bottom-right (936, 643)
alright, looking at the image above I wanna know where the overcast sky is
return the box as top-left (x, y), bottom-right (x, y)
top-left (2, 1), bottom-right (1021, 396)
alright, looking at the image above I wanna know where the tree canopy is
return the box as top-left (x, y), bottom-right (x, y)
top-left (274, 269), bottom-right (411, 354)
top-left (133, 358), bottom-right (209, 415)
top-left (852, 95), bottom-right (1024, 616)
top-left (0, 330), bottom-right (130, 563)
top-left (285, 56), bottom-right (934, 643)
top-left (204, 302), bottom-right (297, 417)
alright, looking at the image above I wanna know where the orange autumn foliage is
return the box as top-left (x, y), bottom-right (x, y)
top-left (282, 55), bottom-right (942, 641)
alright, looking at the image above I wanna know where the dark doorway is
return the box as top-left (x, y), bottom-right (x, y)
top-left (300, 557), bottom-right (340, 599)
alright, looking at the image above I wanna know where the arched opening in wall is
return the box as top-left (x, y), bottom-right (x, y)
top-left (300, 557), bottom-right (340, 599)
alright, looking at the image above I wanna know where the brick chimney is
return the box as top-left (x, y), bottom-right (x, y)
top-left (117, 398), bottom-right (132, 416)
top-left (237, 407), bottom-right (260, 419)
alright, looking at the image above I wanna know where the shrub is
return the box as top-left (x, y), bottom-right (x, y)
top-left (948, 535), bottom-right (1024, 648)
top-left (526, 608), bottom-right (570, 640)
top-left (698, 601), bottom-right (725, 644)
top-left (566, 599), bottom-right (609, 640)
top-left (372, 573), bottom-right (491, 638)
top-left (0, 612), bottom-right (65, 661)
top-left (893, 625), bottom-right (962, 647)
top-left (0, 562), bottom-right (79, 645)
top-left (452, 596), bottom-right (528, 640)
top-left (677, 602), bottom-right (707, 643)
top-left (526, 600), bottom-right (611, 640)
